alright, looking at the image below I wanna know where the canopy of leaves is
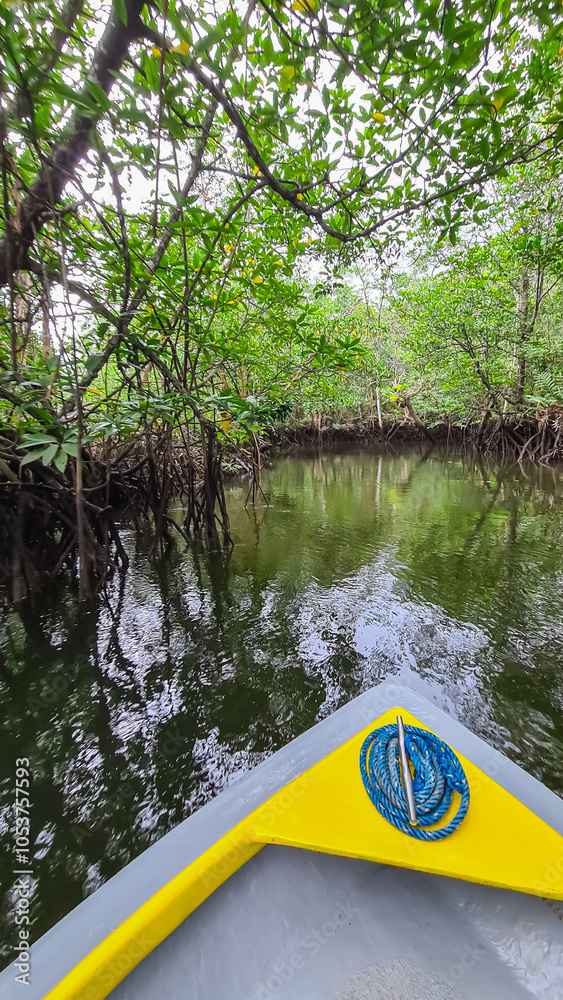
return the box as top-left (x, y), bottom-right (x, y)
top-left (1, 0), bottom-right (563, 460)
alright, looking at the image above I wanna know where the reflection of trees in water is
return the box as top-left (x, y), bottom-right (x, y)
top-left (1, 450), bottom-right (563, 964)
top-left (0, 540), bottom-right (329, 960)
top-left (388, 455), bottom-right (563, 793)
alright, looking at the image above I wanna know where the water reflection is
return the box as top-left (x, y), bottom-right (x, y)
top-left (1, 449), bottom-right (563, 963)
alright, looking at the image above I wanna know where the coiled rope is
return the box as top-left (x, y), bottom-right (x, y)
top-left (359, 723), bottom-right (470, 840)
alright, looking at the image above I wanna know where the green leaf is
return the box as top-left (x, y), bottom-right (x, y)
top-left (16, 435), bottom-right (58, 450)
top-left (54, 449), bottom-right (69, 473)
top-left (85, 81), bottom-right (111, 111)
top-left (114, 0), bottom-right (128, 25)
top-left (279, 65), bottom-right (296, 91)
top-left (41, 443), bottom-right (59, 466)
top-left (50, 80), bottom-right (97, 112)
top-left (19, 451), bottom-right (43, 468)
top-left (193, 28), bottom-right (225, 52)
top-left (86, 354), bottom-right (105, 375)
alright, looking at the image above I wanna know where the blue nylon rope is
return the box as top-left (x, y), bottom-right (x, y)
top-left (359, 723), bottom-right (470, 840)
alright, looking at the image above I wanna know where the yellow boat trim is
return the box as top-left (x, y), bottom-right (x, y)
top-left (45, 706), bottom-right (563, 1000)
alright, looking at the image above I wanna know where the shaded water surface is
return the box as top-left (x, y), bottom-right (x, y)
top-left (1, 449), bottom-right (563, 963)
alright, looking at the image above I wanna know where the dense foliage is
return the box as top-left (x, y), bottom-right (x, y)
top-left (295, 165), bottom-right (563, 432)
top-left (2, 0), bottom-right (563, 595)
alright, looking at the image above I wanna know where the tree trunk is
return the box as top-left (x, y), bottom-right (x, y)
top-left (375, 383), bottom-right (383, 429)
top-left (401, 395), bottom-right (437, 445)
top-left (15, 270), bottom-right (32, 360)
top-left (515, 353), bottom-right (526, 407)
top-left (0, 0), bottom-right (148, 284)
top-left (75, 443), bottom-right (90, 601)
top-left (41, 292), bottom-right (51, 359)
top-left (239, 365), bottom-right (247, 399)
top-left (514, 269), bottom-right (529, 407)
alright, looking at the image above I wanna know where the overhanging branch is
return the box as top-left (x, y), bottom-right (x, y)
top-left (0, 0), bottom-right (149, 286)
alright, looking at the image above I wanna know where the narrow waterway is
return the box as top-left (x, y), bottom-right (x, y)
top-left (1, 449), bottom-right (563, 965)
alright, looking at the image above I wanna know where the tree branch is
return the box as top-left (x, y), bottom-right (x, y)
top-left (25, 259), bottom-right (119, 324)
top-left (0, 0), bottom-right (149, 285)
top-left (5, 0), bottom-right (87, 123)
top-left (79, 100), bottom-right (218, 388)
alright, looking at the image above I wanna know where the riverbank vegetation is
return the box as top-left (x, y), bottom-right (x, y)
top-left (2, 0), bottom-right (563, 598)
top-left (288, 163), bottom-right (563, 458)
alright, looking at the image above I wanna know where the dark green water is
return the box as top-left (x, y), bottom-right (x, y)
top-left (1, 449), bottom-right (563, 966)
